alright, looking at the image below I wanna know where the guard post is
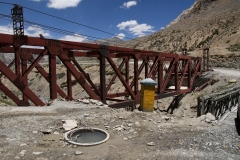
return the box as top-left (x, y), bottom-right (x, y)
top-left (140, 78), bottom-right (157, 112)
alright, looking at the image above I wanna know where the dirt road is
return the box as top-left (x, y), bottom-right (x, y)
top-left (214, 68), bottom-right (240, 77)
top-left (0, 69), bottom-right (240, 159)
top-left (0, 100), bottom-right (239, 160)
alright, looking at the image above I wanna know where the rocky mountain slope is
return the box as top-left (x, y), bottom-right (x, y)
top-left (89, 37), bottom-right (125, 46)
top-left (1, 0), bottom-right (240, 67)
top-left (127, 0), bottom-right (240, 59)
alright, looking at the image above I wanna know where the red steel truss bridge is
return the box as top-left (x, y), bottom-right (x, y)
top-left (0, 32), bottom-right (203, 108)
top-left (0, 4), bottom-right (207, 108)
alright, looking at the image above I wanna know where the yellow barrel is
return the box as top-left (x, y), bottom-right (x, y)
top-left (140, 78), bottom-right (157, 112)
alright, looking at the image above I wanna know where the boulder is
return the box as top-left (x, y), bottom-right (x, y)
top-left (206, 113), bottom-right (216, 121)
top-left (229, 79), bottom-right (237, 83)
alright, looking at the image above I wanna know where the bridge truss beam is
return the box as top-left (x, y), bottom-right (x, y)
top-left (0, 33), bottom-right (202, 107)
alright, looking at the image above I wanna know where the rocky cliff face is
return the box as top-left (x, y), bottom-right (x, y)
top-left (127, 0), bottom-right (240, 58)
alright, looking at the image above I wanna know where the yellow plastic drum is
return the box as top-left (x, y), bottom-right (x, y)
top-left (140, 78), bottom-right (157, 112)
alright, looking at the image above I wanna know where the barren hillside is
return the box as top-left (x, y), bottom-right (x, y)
top-left (127, 0), bottom-right (240, 59)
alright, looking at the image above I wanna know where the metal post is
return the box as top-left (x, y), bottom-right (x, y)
top-left (188, 60), bottom-right (192, 88)
top-left (158, 57), bottom-right (163, 94)
top-left (125, 58), bottom-right (129, 84)
top-left (175, 58), bottom-right (178, 91)
top-left (49, 54), bottom-right (57, 100)
top-left (21, 59), bottom-right (28, 102)
top-left (14, 47), bottom-right (21, 75)
top-left (145, 59), bottom-right (148, 78)
top-left (100, 55), bottom-right (106, 104)
top-left (202, 48), bottom-right (209, 71)
top-left (11, 4), bottom-right (24, 36)
top-left (134, 57), bottom-right (138, 95)
top-left (12, 5), bottom-right (24, 75)
top-left (67, 69), bottom-right (72, 100)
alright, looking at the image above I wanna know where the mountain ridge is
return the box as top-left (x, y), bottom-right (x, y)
top-left (127, 0), bottom-right (240, 58)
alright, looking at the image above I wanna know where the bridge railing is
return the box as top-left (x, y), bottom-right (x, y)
top-left (197, 87), bottom-right (240, 119)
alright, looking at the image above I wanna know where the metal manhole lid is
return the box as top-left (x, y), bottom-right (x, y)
top-left (64, 128), bottom-right (110, 146)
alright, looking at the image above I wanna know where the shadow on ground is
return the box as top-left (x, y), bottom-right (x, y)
top-left (235, 118), bottom-right (240, 136)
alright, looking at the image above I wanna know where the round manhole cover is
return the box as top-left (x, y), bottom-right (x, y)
top-left (64, 128), bottom-right (109, 146)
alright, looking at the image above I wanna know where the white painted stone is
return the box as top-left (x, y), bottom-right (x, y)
top-left (115, 127), bottom-right (123, 131)
top-left (82, 99), bottom-right (90, 104)
top-left (33, 152), bottom-right (43, 155)
top-left (206, 113), bottom-right (216, 121)
top-left (74, 151), bottom-right (83, 155)
top-left (96, 102), bottom-right (103, 106)
top-left (229, 79), bottom-right (237, 83)
top-left (198, 115), bottom-right (206, 121)
top-left (127, 123), bottom-right (133, 127)
top-left (147, 142), bottom-right (155, 146)
top-left (90, 99), bottom-right (98, 104)
top-left (62, 120), bottom-right (78, 131)
top-left (135, 122), bottom-right (140, 127)
top-left (205, 118), bottom-right (211, 123)
top-left (20, 150), bottom-right (26, 156)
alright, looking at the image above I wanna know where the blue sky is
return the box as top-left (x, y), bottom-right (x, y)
top-left (0, 0), bottom-right (195, 42)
